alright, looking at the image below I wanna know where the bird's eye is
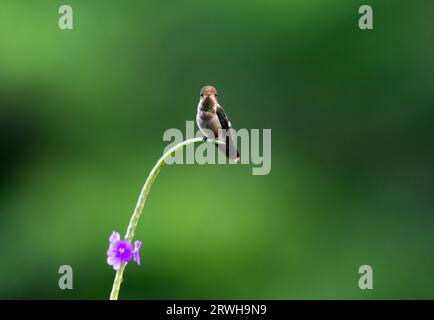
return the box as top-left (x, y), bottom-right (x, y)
top-left (200, 93), bottom-right (204, 97)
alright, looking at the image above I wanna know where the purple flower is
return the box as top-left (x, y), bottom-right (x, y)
top-left (107, 232), bottom-right (142, 270)
top-left (132, 240), bottom-right (142, 265)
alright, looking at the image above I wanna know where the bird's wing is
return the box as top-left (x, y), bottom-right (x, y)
top-left (216, 105), bottom-right (231, 130)
top-left (216, 105), bottom-right (239, 160)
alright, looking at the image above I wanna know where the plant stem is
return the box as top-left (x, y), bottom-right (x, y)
top-left (109, 137), bottom-right (223, 300)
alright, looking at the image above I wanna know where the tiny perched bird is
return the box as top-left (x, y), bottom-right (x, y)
top-left (196, 85), bottom-right (240, 161)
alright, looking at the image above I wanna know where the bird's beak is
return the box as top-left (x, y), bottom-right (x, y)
top-left (208, 94), bottom-right (217, 112)
top-left (208, 94), bottom-right (217, 103)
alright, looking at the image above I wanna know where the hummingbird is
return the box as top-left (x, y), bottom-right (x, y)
top-left (196, 85), bottom-right (240, 161)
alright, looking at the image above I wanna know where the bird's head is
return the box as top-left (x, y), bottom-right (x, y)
top-left (200, 85), bottom-right (218, 112)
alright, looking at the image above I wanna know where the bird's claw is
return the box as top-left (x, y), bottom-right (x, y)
top-left (202, 136), bottom-right (208, 142)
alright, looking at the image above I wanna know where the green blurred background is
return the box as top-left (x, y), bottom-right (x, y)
top-left (1, 0), bottom-right (434, 299)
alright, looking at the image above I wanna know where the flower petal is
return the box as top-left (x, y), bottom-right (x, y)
top-left (109, 231), bottom-right (121, 244)
top-left (132, 240), bottom-right (142, 265)
top-left (112, 261), bottom-right (122, 270)
top-left (134, 240), bottom-right (141, 251)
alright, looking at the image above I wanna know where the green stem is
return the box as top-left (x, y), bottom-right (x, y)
top-left (109, 137), bottom-right (223, 300)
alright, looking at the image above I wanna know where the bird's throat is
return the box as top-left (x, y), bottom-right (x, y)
top-left (202, 97), bottom-right (216, 112)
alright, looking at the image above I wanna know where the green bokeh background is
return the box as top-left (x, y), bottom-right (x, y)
top-left (1, 0), bottom-right (433, 299)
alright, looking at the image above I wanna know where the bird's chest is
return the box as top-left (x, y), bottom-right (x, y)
top-left (197, 111), bottom-right (220, 134)
top-left (198, 110), bottom-right (215, 121)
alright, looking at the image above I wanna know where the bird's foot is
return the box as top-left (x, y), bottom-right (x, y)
top-left (202, 136), bottom-right (208, 142)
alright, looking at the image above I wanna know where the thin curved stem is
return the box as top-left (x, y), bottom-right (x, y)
top-left (109, 137), bottom-right (224, 300)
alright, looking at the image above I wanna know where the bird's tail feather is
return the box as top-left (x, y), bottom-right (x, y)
top-left (217, 134), bottom-right (239, 162)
